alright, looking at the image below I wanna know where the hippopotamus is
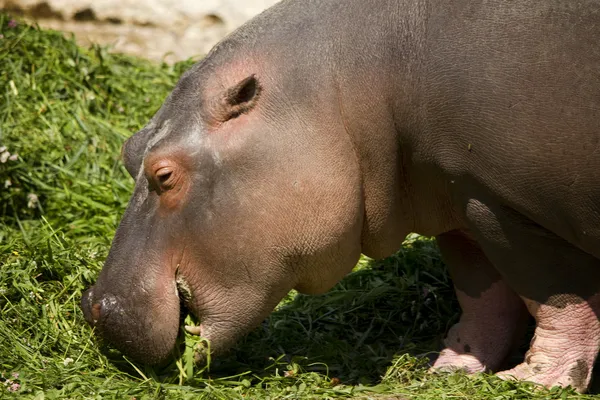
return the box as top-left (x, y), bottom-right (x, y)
top-left (81, 0), bottom-right (600, 392)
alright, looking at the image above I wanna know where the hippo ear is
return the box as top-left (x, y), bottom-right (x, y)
top-left (211, 75), bottom-right (262, 123)
top-left (121, 127), bottom-right (152, 178)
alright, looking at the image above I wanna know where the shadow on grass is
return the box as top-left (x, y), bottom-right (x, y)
top-left (208, 236), bottom-right (457, 385)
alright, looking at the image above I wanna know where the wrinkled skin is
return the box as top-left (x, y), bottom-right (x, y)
top-left (82, 0), bottom-right (600, 392)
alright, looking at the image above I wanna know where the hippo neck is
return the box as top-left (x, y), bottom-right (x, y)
top-left (319, 0), bottom-right (457, 257)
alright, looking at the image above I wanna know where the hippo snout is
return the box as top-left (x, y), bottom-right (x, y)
top-left (80, 277), bottom-right (182, 365)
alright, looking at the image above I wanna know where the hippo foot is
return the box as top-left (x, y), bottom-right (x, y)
top-left (496, 294), bottom-right (600, 393)
top-left (431, 281), bottom-right (528, 374)
top-left (431, 322), bottom-right (490, 374)
top-left (432, 347), bottom-right (486, 374)
top-left (497, 359), bottom-right (591, 392)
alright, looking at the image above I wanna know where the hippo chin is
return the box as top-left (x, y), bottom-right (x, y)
top-left (82, 0), bottom-right (600, 392)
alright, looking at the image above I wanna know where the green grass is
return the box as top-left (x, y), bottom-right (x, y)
top-left (0, 15), bottom-right (596, 399)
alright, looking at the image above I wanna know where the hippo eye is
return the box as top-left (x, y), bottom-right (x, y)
top-left (155, 167), bottom-right (174, 190)
top-left (156, 167), bottom-right (172, 183)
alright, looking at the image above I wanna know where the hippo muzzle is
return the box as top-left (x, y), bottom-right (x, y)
top-left (81, 267), bottom-right (183, 364)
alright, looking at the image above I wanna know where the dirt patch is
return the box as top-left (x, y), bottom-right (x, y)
top-left (1, 0), bottom-right (278, 62)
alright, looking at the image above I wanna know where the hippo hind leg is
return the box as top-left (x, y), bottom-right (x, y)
top-left (464, 199), bottom-right (600, 393)
top-left (496, 293), bottom-right (600, 391)
top-left (431, 230), bottom-right (529, 374)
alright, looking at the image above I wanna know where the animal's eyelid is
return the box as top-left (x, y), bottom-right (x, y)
top-left (156, 167), bottom-right (173, 180)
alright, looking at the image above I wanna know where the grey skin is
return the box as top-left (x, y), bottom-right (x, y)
top-left (81, 0), bottom-right (600, 392)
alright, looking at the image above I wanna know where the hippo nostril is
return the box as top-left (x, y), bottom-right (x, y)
top-left (91, 303), bottom-right (102, 324)
top-left (81, 289), bottom-right (120, 327)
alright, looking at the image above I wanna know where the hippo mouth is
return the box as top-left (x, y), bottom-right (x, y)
top-left (175, 273), bottom-right (205, 337)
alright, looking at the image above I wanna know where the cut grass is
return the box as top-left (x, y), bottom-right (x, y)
top-left (0, 15), bottom-right (596, 399)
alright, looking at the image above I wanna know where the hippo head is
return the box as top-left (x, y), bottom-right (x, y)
top-left (80, 53), bottom-right (365, 364)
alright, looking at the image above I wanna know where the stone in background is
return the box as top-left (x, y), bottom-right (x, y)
top-left (0, 0), bottom-right (280, 62)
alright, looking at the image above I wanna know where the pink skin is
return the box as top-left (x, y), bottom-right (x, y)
top-left (433, 289), bottom-right (600, 393)
top-left (432, 281), bottom-right (528, 373)
top-left (496, 294), bottom-right (600, 392)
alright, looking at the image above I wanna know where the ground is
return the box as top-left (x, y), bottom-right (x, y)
top-left (0, 16), bottom-right (598, 399)
top-left (0, 0), bottom-right (278, 62)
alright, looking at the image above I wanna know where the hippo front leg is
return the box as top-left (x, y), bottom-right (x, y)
top-left (465, 199), bottom-right (600, 393)
top-left (432, 230), bottom-right (528, 373)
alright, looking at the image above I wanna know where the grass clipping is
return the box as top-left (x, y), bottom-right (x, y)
top-left (0, 15), bottom-right (591, 400)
